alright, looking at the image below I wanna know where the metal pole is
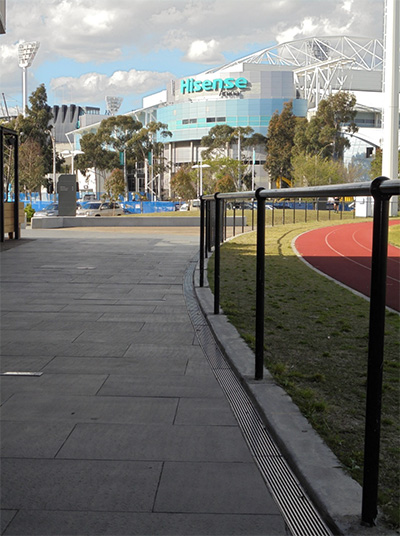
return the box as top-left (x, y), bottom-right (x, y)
top-left (13, 134), bottom-right (20, 239)
top-left (214, 194), bottom-right (221, 315)
top-left (361, 177), bottom-right (391, 526)
top-left (0, 129), bottom-right (4, 242)
top-left (255, 188), bottom-right (266, 380)
top-left (200, 198), bottom-right (205, 288)
top-left (22, 67), bottom-right (27, 117)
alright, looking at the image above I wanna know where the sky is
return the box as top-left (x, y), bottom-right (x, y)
top-left (0, 0), bottom-right (385, 116)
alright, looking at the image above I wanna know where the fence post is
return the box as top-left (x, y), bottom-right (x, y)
top-left (255, 188), bottom-right (266, 380)
top-left (214, 193), bottom-right (221, 315)
top-left (361, 177), bottom-right (391, 526)
top-left (200, 198), bottom-right (205, 287)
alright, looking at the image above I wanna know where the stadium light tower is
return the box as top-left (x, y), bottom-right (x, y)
top-left (18, 41), bottom-right (40, 117)
top-left (105, 96), bottom-right (123, 115)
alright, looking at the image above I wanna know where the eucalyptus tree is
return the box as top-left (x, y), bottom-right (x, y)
top-left (128, 121), bottom-right (171, 199)
top-left (97, 115), bottom-right (142, 198)
top-left (293, 91), bottom-right (358, 161)
top-left (74, 131), bottom-right (120, 194)
top-left (13, 84), bottom-right (54, 173)
top-left (265, 101), bottom-right (297, 188)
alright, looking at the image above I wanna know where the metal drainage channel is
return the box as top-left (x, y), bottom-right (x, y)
top-left (184, 259), bottom-right (333, 536)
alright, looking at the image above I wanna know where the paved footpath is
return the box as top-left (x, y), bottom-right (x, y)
top-left (0, 228), bottom-right (287, 536)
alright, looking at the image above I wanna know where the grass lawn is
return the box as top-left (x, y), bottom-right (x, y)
top-left (207, 217), bottom-right (400, 529)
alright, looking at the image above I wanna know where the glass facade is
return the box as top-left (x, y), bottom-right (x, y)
top-left (157, 98), bottom-right (307, 142)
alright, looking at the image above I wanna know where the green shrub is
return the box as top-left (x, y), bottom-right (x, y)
top-left (24, 204), bottom-right (35, 222)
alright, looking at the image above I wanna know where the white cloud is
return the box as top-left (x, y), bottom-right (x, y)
top-left (50, 69), bottom-right (175, 104)
top-left (183, 40), bottom-right (225, 64)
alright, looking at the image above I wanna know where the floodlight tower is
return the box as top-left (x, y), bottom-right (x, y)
top-left (105, 96), bottom-right (123, 115)
top-left (18, 41), bottom-right (40, 117)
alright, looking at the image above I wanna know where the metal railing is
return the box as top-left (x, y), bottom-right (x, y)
top-left (199, 177), bottom-right (400, 527)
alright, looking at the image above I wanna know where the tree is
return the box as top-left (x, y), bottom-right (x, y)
top-left (293, 92), bottom-right (358, 161)
top-left (201, 125), bottom-right (235, 158)
top-left (128, 121), bottom-right (172, 199)
top-left (97, 115), bottom-right (142, 198)
top-left (19, 139), bottom-right (46, 197)
top-left (215, 174), bottom-right (236, 193)
top-left (170, 165), bottom-right (197, 200)
top-left (103, 168), bottom-right (125, 202)
top-left (291, 152), bottom-right (358, 187)
top-left (75, 131), bottom-right (119, 193)
top-left (13, 84), bottom-right (54, 173)
top-left (369, 148), bottom-right (400, 179)
top-left (265, 101), bottom-right (297, 187)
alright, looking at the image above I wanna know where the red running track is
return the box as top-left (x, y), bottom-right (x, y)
top-left (294, 220), bottom-right (400, 312)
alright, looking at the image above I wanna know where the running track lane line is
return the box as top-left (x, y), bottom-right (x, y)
top-left (294, 220), bottom-right (400, 312)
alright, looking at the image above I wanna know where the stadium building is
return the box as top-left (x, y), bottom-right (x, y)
top-left (70, 36), bottom-right (396, 198)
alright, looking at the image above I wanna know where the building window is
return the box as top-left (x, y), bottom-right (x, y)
top-left (206, 117), bottom-right (226, 123)
top-left (182, 118), bottom-right (197, 125)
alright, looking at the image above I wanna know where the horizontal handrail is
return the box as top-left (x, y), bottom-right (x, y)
top-left (201, 178), bottom-right (400, 201)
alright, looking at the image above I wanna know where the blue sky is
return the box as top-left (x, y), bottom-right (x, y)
top-left (0, 0), bottom-right (385, 116)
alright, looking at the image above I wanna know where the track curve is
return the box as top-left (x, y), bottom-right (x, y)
top-left (294, 220), bottom-right (400, 312)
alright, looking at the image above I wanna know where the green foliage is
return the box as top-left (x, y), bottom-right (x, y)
top-left (265, 101), bottom-right (297, 186)
top-left (103, 168), bottom-right (125, 201)
top-left (293, 91), bottom-right (358, 161)
top-left (12, 84), bottom-right (54, 174)
top-left (170, 165), bottom-right (197, 200)
top-left (18, 139), bottom-right (46, 194)
top-left (369, 148), bottom-right (400, 180)
top-left (24, 203), bottom-right (35, 222)
top-left (291, 152), bottom-right (360, 186)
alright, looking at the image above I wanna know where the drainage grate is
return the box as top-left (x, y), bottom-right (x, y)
top-left (184, 259), bottom-right (333, 536)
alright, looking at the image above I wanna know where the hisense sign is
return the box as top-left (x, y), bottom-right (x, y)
top-left (180, 77), bottom-right (248, 94)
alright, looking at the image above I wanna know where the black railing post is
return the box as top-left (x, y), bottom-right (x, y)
top-left (206, 200), bottom-right (211, 255)
top-left (255, 188), bottom-right (266, 380)
top-left (361, 177), bottom-right (391, 526)
top-left (0, 129), bottom-right (4, 243)
top-left (214, 193), bottom-right (221, 315)
top-left (14, 136), bottom-right (20, 239)
top-left (200, 197), bottom-right (205, 287)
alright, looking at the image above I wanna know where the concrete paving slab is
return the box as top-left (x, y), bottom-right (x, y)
top-left (174, 397), bottom-right (238, 426)
top-left (1, 329), bottom-right (84, 345)
top-left (1, 340), bottom-right (131, 358)
top-left (122, 343), bottom-right (205, 360)
top-left (1, 393), bottom-right (178, 425)
top-left (97, 374), bottom-right (225, 398)
top-left (0, 356), bottom-right (54, 373)
top-left (41, 355), bottom-right (190, 376)
top-left (0, 372), bottom-right (108, 396)
top-left (154, 461), bottom-right (281, 515)
top-left (0, 510), bottom-right (288, 536)
top-left (1, 459), bottom-right (162, 513)
top-left (56, 422), bottom-right (253, 462)
top-left (1, 421), bottom-right (74, 458)
top-left (97, 312), bottom-right (191, 323)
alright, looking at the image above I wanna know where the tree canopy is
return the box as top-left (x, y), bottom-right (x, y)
top-left (265, 101), bottom-right (298, 187)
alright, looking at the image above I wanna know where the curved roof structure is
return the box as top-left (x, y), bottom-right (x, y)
top-left (205, 36), bottom-right (384, 74)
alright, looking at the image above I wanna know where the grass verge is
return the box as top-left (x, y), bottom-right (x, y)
top-left (208, 219), bottom-right (400, 529)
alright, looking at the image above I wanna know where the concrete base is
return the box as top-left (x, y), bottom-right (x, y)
top-left (31, 216), bottom-right (246, 229)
